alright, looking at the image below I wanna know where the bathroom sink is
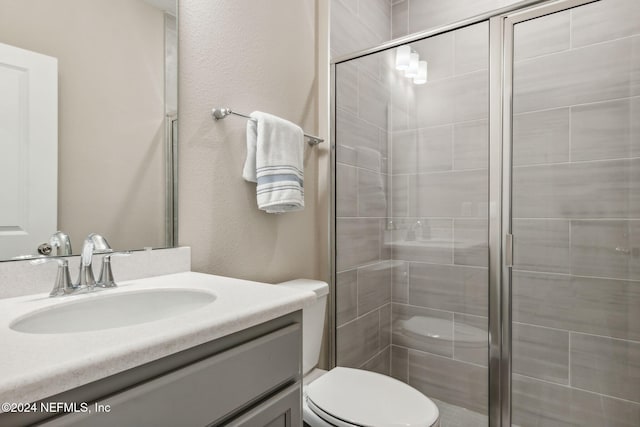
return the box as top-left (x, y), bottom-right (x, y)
top-left (10, 288), bottom-right (217, 334)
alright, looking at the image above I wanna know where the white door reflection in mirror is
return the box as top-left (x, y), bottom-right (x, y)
top-left (0, 42), bottom-right (57, 259)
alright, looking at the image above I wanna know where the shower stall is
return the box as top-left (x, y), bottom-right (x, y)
top-left (330, 0), bottom-right (640, 425)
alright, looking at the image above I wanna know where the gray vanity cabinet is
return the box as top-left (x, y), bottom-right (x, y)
top-left (5, 312), bottom-right (303, 427)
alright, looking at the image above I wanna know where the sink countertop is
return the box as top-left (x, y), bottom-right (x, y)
top-left (0, 271), bottom-right (316, 406)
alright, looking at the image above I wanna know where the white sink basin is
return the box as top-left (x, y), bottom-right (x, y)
top-left (10, 288), bottom-right (217, 334)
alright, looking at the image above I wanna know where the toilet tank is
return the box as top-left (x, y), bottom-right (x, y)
top-left (277, 279), bottom-right (328, 375)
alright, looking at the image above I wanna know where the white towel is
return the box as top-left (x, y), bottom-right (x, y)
top-left (242, 111), bottom-right (305, 213)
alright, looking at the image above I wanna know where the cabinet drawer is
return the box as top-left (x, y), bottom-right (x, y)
top-left (224, 383), bottom-right (301, 427)
top-left (41, 323), bottom-right (301, 427)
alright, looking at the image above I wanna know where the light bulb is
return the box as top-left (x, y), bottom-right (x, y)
top-left (405, 53), bottom-right (419, 78)
top-left (414, 61), bottom-right (428, 84)
top-left (395, 45), bottom-right (411, 70)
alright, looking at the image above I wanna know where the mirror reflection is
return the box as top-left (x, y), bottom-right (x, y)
top-left (0, 0), bottom-right (177, 261)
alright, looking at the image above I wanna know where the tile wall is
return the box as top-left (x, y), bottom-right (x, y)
top-left (331, 0), bottom-right (524, 58)
top-left (331, 0), bottom-right (395, 376)
top-left (331, 0), bottom-right (391, 58)
top-left (335, 48), bottom-right (394, 374)
top-left (510, 1), bottom-right (640, 425)
top-left (334, 0), bottom-right (640, 425)
top-left (391, 0), bottom-right (521, 38)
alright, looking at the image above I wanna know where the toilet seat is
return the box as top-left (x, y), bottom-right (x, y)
top-left (306, 398), bottom-right (361, 427)
top-left (305, 367), bottom-right (439, 427)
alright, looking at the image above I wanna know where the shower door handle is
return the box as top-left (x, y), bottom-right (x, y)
top-left (505, 234), bottom-right (514, 267)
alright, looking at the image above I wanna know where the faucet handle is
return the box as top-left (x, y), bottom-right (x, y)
top-left (30, 257), bottom-right (75, 297)
top-left (97, 251), bottom-right (132, 288)
top-left (88, 233), bottom-right (112, 253)
top-left (76, 233), bottom-right (112, 289)
top-left (77, 238), bottom-right (97, 289)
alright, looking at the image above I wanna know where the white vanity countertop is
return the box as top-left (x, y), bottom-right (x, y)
top-left (0, 271), bottom-right (316, 406)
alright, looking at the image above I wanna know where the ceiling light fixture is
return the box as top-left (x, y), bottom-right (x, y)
top-left (395, 45), bottom-right (411, 70)
top-left (405, 52), bottom-right (420, 78)
top-left (414, 61), bottom-right (428, 85)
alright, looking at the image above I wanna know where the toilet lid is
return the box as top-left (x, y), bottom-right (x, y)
top-left (306, 367), bottom-right (439, 427)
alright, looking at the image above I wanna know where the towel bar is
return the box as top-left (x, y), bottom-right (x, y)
top-left (211, 108), bottom-right (325, 146)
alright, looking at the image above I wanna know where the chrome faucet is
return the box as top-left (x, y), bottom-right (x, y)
top-left (32, 233), bottom-right (132, 297)
top-left (49, 231), bottom-right (73, 256)
top-left (76, 233), bottom-right (112, 290)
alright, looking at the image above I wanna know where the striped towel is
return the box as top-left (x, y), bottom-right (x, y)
top-left (242, 111), bottom-right (305, 213)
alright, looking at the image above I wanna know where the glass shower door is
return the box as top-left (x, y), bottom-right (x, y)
top-left (509, 0), bottom-right (640, 425)
top-left (334, 20), bottom-right (491, 425)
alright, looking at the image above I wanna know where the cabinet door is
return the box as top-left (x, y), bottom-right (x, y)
top-left (224, 383), bottom-right (301, 427)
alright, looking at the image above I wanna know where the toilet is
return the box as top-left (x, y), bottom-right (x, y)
top-left (278, 279), bottom-right (440, 427)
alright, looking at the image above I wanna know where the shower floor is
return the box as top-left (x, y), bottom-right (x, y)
top-left (433, 399), bottom-right (522, 427)
top-left (432, 399), bottom-right (487, 427)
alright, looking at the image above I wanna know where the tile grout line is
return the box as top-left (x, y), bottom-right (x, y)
top-left (336, 161), bottom-right (387, 176)
top-left (513, 218), bottom-right (640, 222)
top-left (356, 168), bottom-right (361, 218)
top-left (399, 260), bottom-right (488, 271)
top-left (513, 94), bottom-right (640, 118)
top-left (450, 217), bottom-right (456, 266)
top-left (378, 304), bottom-right (381, 352)
top-left (568, 103), bottom-right (573, 163)
top-left (514, 372), bottom-right (640, 406)
top-left (569, 7), bottom-right (573, 50)
top-left (511, 321), bottom-right (640, 345)
top-left (405, 261), bottom-right (410, 304)
top-left (512, 267), bottom-right (640, 284)
top-left (405, 0), bottom-right (410, 42)
top-left (390, 116), bottom-right (490, 136)
top-left (388, 0), bottom-right (392, 42)
top-left (514, 31), bottom-right (639, 66)
top-left (406, 344), bottom-right (411, 386)
top-left (359, 345), bottom-right (390, 371)
top-left (568, 218), bottom-right (572, 287)
top-left (356, 55), bottom-right (360, 118)
top-left (336, 259), bottom-right (400, 276)
top-left (340, 303), bottom-right (387, 329)
top-left (403, 345), bottom-right (488, 369)
top-left (356, 267), bottom-right (360, 318)
top-left (568, 331), bottom-right (572, 387)
top-left (392, 167), bottom-right (492, 176)
top-left (513, 155), bottom-right (640, 168)
top-left (451, 312), bottom-right (456, 361)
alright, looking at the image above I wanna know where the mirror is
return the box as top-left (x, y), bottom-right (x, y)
top-left (0, 0), bottom-right (178, 261)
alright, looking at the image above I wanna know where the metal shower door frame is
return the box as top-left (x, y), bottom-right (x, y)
top-left (494, 0), bottom-right (599, 424)
top-left (330, 0), bottom-right (600, 425)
